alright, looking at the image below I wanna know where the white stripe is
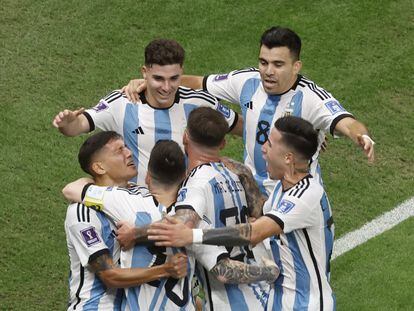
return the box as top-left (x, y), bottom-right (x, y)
top-left (332, 196), bottom-right (414, 260)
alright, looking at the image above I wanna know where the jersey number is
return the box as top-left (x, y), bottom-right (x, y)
top-left (219, 206), bottom-right (254, 261)
top-left (147, 245), bottom-right (189, 307)
top-left (256, 120), bottom-right (270, 145)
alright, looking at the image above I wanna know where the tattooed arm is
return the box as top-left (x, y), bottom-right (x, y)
top-left (221, 157), bottom-right (266, 218)
top-left (116, 208), bottom-right (201, 250)
top-left (210, 257), bottom-right (279, 284)
top-left (89, 251), bottom-right (188, 288)
top-left (148, 215), bottom-right (281, 247)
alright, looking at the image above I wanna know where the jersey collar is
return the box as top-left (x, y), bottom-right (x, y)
top-left (139, 90), bottom-right (181, 110)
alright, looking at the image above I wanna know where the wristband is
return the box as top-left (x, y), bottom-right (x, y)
top-left (361, 134), bottom-right (375, 145)
top-left (192, 229), bottom-right (204, 244)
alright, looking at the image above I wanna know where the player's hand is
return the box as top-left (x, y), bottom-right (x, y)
top-left (121, 79), bottom-right (146, 103)
top-left (116, 221), bottom-right (138, 251)
top-left (52, 108), bottom-right (85, 128)
top-left (165, 253), bottom-right (188, 279)
top-left (261, 256), bottom-right (280, 283)
top-left (148, 216), bottom-right (192, 247)
top-left (356, 134), bottom-right (375, 163)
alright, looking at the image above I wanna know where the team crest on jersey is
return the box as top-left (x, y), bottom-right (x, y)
top-left (93, 101), bottom-right (109, 112)
top-left (176, 189), bottom-right (187, 202)
top-left (213, 74), bottom-right (228, 81)
top-left (217, 103), bottom-right (230, 118)
top-left (325, 101), bottom-right (345, 115)
top-left (80, 227), bottom-right (101, 247)
top-left (278, 199), bottom-right (295, 214)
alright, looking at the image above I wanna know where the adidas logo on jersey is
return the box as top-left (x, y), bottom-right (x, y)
top-left (132, 126), bottom-right (144, 134)
top-left (244, 101), bottom-right (253, 109)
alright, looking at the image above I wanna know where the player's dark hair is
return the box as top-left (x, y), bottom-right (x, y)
top-left (187, 107), bottom-right (229, 147)
top-left (145, 39), bottom-right (185, 67)
top-left (274, 116), bottom-right (318, 160)
top-left (78, 131), bottom-right (123, 176)
top-left (148, 140), bottom-right (186, 187)
top-left (260, 26), bottom-right (301, 60)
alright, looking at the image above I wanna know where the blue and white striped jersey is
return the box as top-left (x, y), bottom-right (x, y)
top-left (175, 162), bottom-right (270, 310)
top-left (204, 69), bottom-right (353, 196)
top-left (84, 88), bottom-right (237, 185)
top-left (263, 175), bottom-right (335, 311)
top-left (84, 184), bottom-right (196, 311)
top-left (65, 203), bottom-right (123, 311)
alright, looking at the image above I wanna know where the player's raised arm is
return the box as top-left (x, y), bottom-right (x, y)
top-left (52, 108), bottom-right (90, 136)
top-left (89, 251), bottom-right (187, 288)
top-left (62, 177), bottom-right (94, 202)
top-left (333, 117), bottom-right (375, 163)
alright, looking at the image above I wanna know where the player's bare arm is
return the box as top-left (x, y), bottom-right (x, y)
top-left (210, 257), bottom-right (279, 284)
top-left (89, 251), bottom-right (188, 288)
top-left (62, 177), bottom-right (94, 202)
top-left (52, 108), bottom-right (90, 136)
top-left (334, 117), bottom-right (375, 162)
top-left (221, 157), bottom-right (266, 218)
top-left (149, 215), bottom-right (280, 247)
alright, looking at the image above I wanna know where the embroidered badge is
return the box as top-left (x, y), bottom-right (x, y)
top-left (80, 227), bottom-right (101, 247)
top-left (278, 199), bottom-right (295, 214)
top-left (213, 74), bottom-right (228, 81)
top-left (217, 103), bottom-right (230, 118)
top-left (324, 101), bottom-right (345, 115)
top-left (176, 189), bottom-right (187, 202)
top-left (93, 101), bottom-right (109, 112)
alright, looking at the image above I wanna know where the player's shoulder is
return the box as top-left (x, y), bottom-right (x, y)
top-left (181, 163), bottom-right (216, 188)
top-left (100, 89), bottom-right (130, 105)
top-left (65, 202), bottom-right (98, 226)
top-left (178, 86), bottom-right (218, 105)
top-left (285, 175), bottom-right (323, 202)
top-left (296, 75), bottom-right (334, 102)
top-left (113, 184), bottom-right (151, 197)
top-left (230, 67), bottom-right (259, 77)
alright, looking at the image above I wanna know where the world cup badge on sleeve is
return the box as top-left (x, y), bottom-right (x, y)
top-left (80, 227), bottom-right (101, 247)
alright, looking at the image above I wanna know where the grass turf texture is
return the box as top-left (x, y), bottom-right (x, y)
top-left (1, 0), bottom-right (413, 309)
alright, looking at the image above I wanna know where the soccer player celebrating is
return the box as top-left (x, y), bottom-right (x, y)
top-left (64, 131), bottom-right (187, 310)
top-left (64, 107), bottom-right (279, 310)
top-left (53, 39), bottom-right (241, 185)
top-left (147, 116), bottom-right (336, 310)
top-left (124, 26), bottom-right (375, 196)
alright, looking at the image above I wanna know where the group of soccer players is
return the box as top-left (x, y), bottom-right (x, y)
top-left (54, 26), bottom-right (375, 310)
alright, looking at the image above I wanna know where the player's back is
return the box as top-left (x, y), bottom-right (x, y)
top-left (176, 162), bottom-right (269, 310)
top-left (65, 202), bottom-right (122, 311)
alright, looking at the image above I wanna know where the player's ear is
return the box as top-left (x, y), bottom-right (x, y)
top-left (141, 66), bottom-right (147, 79)
top-left (183, 130), bottom-right (189, 146)
top-left (91, 161), bottom-right (106, 176)
top-left (293, 60), bottom-right (302, 75)
top-left (284, 152), bottom-right (294, 165)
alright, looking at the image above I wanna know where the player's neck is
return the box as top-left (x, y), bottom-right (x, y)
top-left (144, 90), bottom-right (175, 109)
top-left (186, 145), bottom-right (221, 171)
top-left (94, 176), bottom-right (128, 188)
top-left (150, 186), bottom-right (179, 207)
top-left (281, 164), bottom-right (309, 190)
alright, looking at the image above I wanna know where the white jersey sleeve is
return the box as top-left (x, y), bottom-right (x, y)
top-left (83, 184), bottom-right (151, 223)
top-left (203, 68), bottom-right (260, 105)
top-left (66, 205), bottom-right (110, 267)
top-left (175, 181), bottom-right (208, 219)
top-left (84, 90), bottom-right (129, 133)
top-left (265, 178), bottom-right (323, 233)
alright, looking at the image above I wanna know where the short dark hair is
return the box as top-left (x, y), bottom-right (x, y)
top-left (144, 39), bottom-right (185, 67)
top-left (187, 107), bottom-right (229, 147)
top-left (78, 131), bottom-right (123, 176)
top-left (148, 140), bottom-right (186, 186)
top-left (274, 116), bottom-right (318, 160)
top-left (260, 26), bottom-right (301, 60)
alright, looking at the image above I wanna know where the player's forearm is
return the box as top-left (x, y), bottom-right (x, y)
top-left (181, 75), bottom-right (203, 90)
top-left (335, 118), bottom-right (370, 144)
top-left (196, 223), bottom-right (251, 246)
top-left (210, 258), bottom-right (278, 284)
top-left (58, 116), bottom-right (89, 136)
top-left (99, 264), bottom-right (172, 288)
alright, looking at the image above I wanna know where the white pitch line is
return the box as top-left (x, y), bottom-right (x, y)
top-left (332, 196), bottom-right (414, 260)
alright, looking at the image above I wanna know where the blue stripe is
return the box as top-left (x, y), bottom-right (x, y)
top-left (269, 237), bottom-right (284, 311)
top-left (239, 78), bottom-right (261, 170)
top-left (316, 162), bottom-right (324, 185)
top-left (126, 287), bottom-right (140, 311)
top-left (253, 95), bottom-right (281, 195)
top-left (286, 232), bottom-right (310, 310)
top-left (270, 182), bottom-right (283, 207)
top-left (320, 192), bottom-right (334, 280)
top-left (209, 177), bottom-right (226, 229)
top-left (289, 90), bottom-right (303, 117)
top-left (183, 103), bottom-right (198, 121)
top-left (149, 279), bottom-right (167, 310)
top-left (123, 103), bottom-right (139, 183)
top-left (84, 213), bottom-right (116, 310)
top-left (154, 109), bottom-right (172, 142)
top-left (113, 289), bottom-right (123, 311)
